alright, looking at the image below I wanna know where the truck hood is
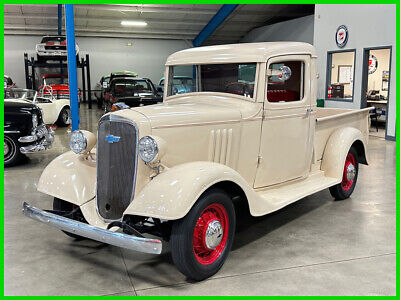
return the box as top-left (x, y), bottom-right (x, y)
top-left (132, 94), bottom-right (248, 128)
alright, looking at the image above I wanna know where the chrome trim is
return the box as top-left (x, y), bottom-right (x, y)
top-left (96, 114), bottom-right (139, 222)
top-left (20, 127), bottom-right (54, 154)
top-left (4, 130), bottom-right (20, 134)
top-left (22, 202), bottom-right (162, 255)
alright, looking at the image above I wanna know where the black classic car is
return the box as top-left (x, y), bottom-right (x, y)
top-left (4, 89), bottom-right (54, 167)
top-left (103, 77), bottom-right (162, 112)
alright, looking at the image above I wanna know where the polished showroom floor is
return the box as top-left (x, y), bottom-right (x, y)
top-left (4, 103), bottom-right (396, 296)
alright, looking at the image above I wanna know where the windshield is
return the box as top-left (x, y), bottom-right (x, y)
top-left (41, 36), bottom-right (66, 43)
top-left (113, 79), bottom-right (152, 97)
top-left (44, 77), bottom-right (69, 85)
top-left (166, 63), bottom-right (257, 98)
top-left (4, 88), bottom-right (36, 101)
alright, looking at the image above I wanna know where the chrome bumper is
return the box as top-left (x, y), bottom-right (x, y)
top-left (19, 125), bottom-right (54, 154)
top-left (22, 202), bottom-right (162, 255)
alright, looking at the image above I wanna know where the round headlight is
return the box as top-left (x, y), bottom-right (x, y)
top-left (138, 136), bottom-right (158, 163)
top-left (70, 130), bottom-right (87, 154)
top-left (32, 114), bottom-right (38, 128)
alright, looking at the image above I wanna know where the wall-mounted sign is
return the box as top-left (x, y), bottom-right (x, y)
top-left (335, 25), bottom-right (348, 48)
top-left (369, 55), bottom-right (378, 74)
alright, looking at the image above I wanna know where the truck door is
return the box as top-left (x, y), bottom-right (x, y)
top-left (254, 55), bottom-right (313, 188)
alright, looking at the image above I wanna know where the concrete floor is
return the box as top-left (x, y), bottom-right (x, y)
top-left (4, 104), bottom-right (396, 296)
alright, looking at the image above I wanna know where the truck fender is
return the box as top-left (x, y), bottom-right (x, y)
top-left (37, 151), bottom-right (96, 206)
top-left (321, 127), bottom-right (368, 181)
top-left (124, 161), bottom-right (256, 220)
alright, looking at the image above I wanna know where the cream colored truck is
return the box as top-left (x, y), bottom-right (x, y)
top-left (23, 42), bottom-right (372, 281)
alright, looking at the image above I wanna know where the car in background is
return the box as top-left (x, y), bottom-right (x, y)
top-left (36, 35), bottom-right (79, 62)
top-left (103, 77), bottom-right (162, 112)
top-left (9, 87), bottom-right (71, 127)
top-left (158, 75), bottom-right (195, 94)
top-left (38, 74), bottom-right (82, 101)
top-left (94, 75), bottom-right (110, 109)
top-left (4, 89), bottom-right (54, 167)
top-left (4, 75), bottom-right (16, 89)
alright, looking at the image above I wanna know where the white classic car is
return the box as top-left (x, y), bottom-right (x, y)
top-left (36, 35), bottom-right (79, 62)
top-left (11, 87), bottom-right (71, 127)
top-left (24, 42), bottom-right (372, 281)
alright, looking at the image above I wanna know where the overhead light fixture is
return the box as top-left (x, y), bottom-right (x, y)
top-left (121, 20), bottom-right (148, 27)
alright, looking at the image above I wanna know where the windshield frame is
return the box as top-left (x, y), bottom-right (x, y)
top-left (164, 63), bottom-right (259, 102)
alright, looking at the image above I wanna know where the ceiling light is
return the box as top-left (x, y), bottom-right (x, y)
top-left (121, 20), bottom-right (147, 27)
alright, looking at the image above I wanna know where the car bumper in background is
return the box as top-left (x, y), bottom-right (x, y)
top-left (19, 125), bottom-right (54, 154)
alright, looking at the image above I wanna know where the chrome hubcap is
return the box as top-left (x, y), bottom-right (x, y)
top-left (63, 110), bottom-right (71, 124)
top-left (346, 163), bottom-right (356, 181)
top-left (4, 142), bottom-right (9, 156)
top-left (204, 220), bottom-right (224, 250)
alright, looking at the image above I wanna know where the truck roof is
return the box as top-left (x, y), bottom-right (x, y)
top-left (166, 42), bottom-right (316, 66)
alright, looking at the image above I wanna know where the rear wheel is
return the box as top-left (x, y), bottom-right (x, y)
top-left (329, 146), bottom-right (359, 200)
top-left (53, 198), bottom-right (86, 239)
top-left (56, 107), bottom-right (71, 127)
top-left (170, 189), bottom-right (236, 281)
top-left (4, 135), bottom-right (24, 167)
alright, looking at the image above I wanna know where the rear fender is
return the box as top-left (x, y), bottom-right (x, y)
top-left (321, 127), bottom-right (368, 181)
top-left (37, 151), bottom-right (96, 206)
top-left (124, 161), bottom-right (256, 220)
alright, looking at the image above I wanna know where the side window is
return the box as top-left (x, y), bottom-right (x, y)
top-left (267, 60), bottom-right (304, 103)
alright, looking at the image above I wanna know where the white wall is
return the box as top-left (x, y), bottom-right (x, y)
top-left (4, 35), bottom-right (191, 89)
top-left (313, 4), bottom-right (396, 139)
top-left (241, 15), bottom-right (314, 44)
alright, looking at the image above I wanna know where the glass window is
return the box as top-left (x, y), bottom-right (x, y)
top-left (326, 51), bottom-right (355, 101)
top-left (113, 79), bottom-right (152, 96)
top-left (167, 63), bottom-right (257, 98)
top-left (266, 61), bottom-right (304, 103)
top-left (44, 76), bottom-right (69, 85)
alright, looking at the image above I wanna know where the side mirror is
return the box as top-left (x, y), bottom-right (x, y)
top-left (266, 65), bottom-right (292, 81)
top-left (157, 87), bottom-right (163, 93)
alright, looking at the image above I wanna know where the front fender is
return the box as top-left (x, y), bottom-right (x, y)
top-left (321, 127), bottom-right (368, 180)
top-left (37, 151), bottom-right (96, 205)
top-left (124, 161), bottom-right (254, 220)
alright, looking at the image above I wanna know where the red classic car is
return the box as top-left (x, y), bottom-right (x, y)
top-left (38, 74), bottom-right (81, 100)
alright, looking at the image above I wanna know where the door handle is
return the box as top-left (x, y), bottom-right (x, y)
top-left (305, 108), bottom-right (313, 118)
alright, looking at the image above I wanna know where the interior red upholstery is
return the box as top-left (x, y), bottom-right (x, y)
top-left (267, 89), bottom-right (297, 102)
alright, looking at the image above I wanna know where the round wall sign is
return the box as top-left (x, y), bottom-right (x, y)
top-left (369, 55), bottom-right (378, 74)
top-left (335, 25), bottom-right (348, 48)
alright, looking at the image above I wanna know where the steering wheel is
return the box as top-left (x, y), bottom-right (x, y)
top-left (224, 82), bottom-right (252, 96)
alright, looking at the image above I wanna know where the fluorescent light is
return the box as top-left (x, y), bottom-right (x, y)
top-left (121, 20), bottom-right (147, 27)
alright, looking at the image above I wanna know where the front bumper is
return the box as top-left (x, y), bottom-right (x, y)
top-left (19, 125), bottom-right (54, 154)
top-left (22, 202), bottom-right (162, 255)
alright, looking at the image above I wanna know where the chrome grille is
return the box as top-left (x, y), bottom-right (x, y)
top-left (97, 115), bottom-right (138, 220)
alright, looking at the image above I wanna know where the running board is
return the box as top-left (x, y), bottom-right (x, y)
top-left (253, 171), bottom-right (340, 216)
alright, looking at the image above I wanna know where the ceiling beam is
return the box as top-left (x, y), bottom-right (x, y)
top-left (193, 4), bottom-right (238, 47)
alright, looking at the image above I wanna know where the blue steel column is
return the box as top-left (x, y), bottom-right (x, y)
top-left (64, 4), bottom-right (80, 131)
top-left (192, 4), bottom-right (238, 47)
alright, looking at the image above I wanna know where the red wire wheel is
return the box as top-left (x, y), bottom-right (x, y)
top-left (192, 203), bottom-right (229, 265)
top-left (341, 153), bottom-right (356, 191)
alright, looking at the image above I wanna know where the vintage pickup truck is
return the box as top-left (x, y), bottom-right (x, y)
top-left (23, 42), bottom-right (372, 281)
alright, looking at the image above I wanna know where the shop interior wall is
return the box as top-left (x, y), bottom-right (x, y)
top-left (240, 15), bottom-right (314, 44)
top-left (4, 35), bottom-right (192, 90)
top-left (313, 4), bottom-right (396, 139)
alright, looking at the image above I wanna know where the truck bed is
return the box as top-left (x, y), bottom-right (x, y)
top-left (314, 107), bottom-right (372, 162)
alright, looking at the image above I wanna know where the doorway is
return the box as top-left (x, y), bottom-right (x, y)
top-left (361, 47), bottom-right (392, 139)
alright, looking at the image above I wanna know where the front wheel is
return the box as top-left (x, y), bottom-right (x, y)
top-left (329, 146), bottom-right (359, 200)
top-left (56, 107), bottom-right (71, 127)
top-left (4, 135), bottom-right (24, 167)
top-left (170, 189), bottom-right (236, 281)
